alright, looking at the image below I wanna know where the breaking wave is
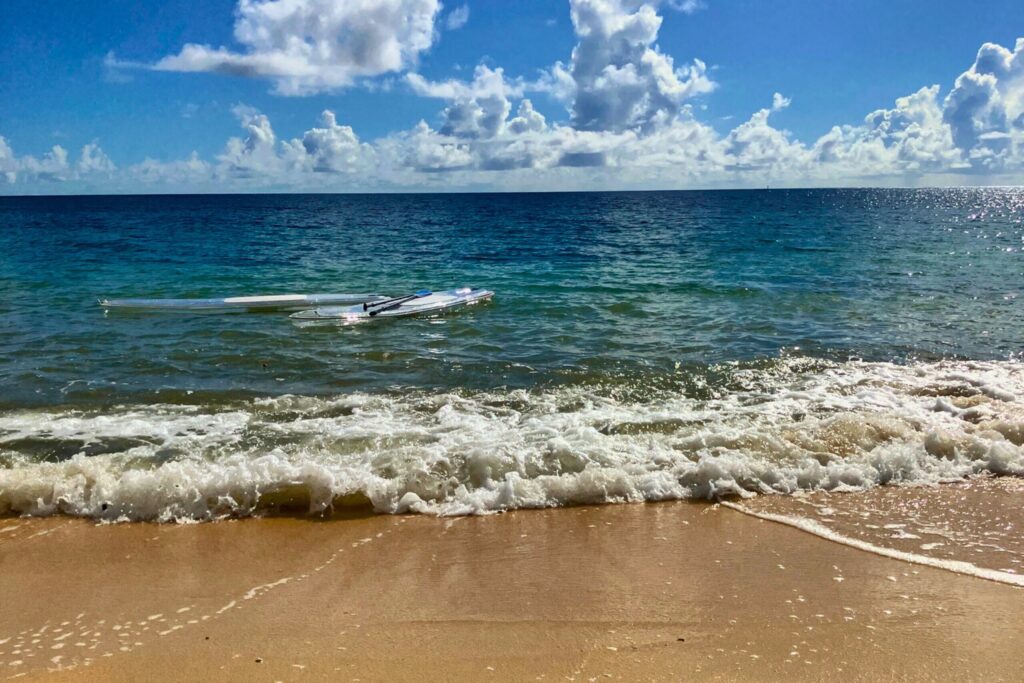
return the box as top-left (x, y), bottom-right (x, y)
top-left (1, 358), bottom-right (1023, 522)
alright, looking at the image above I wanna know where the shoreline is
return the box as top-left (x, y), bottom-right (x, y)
top-left (722, 500), bottom-right (1024, 589)
top-left (2, 495), bottom-right (1023, 681)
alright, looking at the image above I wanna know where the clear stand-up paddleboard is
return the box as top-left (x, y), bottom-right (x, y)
top-left (290, 288), bottom-right (494, 321)
top-left (99, 293), bottom-right (388, 312)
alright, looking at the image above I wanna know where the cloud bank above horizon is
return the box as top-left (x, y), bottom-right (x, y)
top-left (2, 0), bottom-right (1023, 194)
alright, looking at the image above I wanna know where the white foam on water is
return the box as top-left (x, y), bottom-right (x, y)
top-left (0, 358), bottom-right (1022, 521)
top-left (721, 501), bottom-right (1024, 588)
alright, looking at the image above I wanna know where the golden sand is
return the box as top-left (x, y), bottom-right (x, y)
top-left (1, 494), bottom-right (1023, 681)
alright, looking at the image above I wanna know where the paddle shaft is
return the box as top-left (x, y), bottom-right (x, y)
top-left (368, 290), bottom-right (431, 316)
top-left (364, 294), bottom-right (415, 311)
top-left (363, 290), bottom-right (429, 311)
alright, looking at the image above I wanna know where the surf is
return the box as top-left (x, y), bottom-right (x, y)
top-left (1, 357), bottom-right (1021, 522)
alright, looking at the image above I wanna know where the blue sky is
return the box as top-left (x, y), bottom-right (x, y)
top-left (1, 0), bottom-right (1023, 193)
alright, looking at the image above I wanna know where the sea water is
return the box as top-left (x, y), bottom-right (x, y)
top-left (0, 189), bottom-right (1022, 521)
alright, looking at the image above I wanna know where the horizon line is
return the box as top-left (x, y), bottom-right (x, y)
top-left (3, 184), bottom-right (1024, 199)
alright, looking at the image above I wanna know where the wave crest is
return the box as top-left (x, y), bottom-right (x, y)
top-left (1, 358), bottom-right (1022, 521)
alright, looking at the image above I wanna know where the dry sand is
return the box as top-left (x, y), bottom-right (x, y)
top-left (1, 495), bottom-right (1023, 682)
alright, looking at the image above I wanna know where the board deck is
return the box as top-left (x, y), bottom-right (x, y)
top-left (99, 293), bottom-right (388, 312)
top-left (290, 288), bottom-right (493, 321)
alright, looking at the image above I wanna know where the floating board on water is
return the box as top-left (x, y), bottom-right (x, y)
top-left (99, 293), bottom-right (388, 312)
top-left (290, 287), bottom-right (494, 321)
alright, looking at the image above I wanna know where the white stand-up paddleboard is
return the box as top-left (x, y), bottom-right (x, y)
top-left (99, 293), bottom-right (388, 312)
top-left (290, 288), bottom-right (494, 321)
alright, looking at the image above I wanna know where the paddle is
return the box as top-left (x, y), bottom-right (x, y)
top-left (366, 290), bottom-right (432, 317)
top-left (363, 291), bottom-right (420, 311)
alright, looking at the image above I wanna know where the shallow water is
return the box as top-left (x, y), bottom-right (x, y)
top-left (735, 476), bottom-right (1024, 582)
top-left (0, 189), bottom-right (1022, 520)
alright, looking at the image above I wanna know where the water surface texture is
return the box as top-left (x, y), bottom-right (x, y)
top-left (1, 189), bottom-right (1022, 520)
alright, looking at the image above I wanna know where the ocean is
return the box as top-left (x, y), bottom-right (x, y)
top-left (0, 188), bottom-right (1022, 522)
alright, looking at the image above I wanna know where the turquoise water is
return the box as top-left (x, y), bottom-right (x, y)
top-left (0, 189), bottom-right (1022, 520)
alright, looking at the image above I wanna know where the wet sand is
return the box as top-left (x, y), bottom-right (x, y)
top-left (736, 476), bottom-right (1024, 580)
top-left (2, 493), bottom-right (1023, 682)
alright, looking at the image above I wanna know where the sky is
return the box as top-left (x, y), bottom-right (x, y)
top-left (1, 0), bottom-right (1023, 194)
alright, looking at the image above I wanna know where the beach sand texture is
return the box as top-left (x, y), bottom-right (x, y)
top-left (2, 480), bottom-right (1023, 682)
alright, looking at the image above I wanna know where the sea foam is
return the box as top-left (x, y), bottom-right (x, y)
top-left (1, 358), bottom-right (1022, 521)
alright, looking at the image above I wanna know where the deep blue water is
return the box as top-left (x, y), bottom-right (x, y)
top-left (1, 189), bottom-right (1021, 409)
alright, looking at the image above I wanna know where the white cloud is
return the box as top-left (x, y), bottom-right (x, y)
top-left (408, 65), bottom-right (525, 139)
top-left (725, 103), bottom-right (806, 173)
top-left (804, 86), bottom-right (965, 181)
top-left (391, 121), bottom-right (474, 171)
top-left (550, 0), bottom-right (715, 133)
top-left (445, 4), bottom-right (470, 30)
top-left (507, 99), bottom-right (548, 135)
top-left (391, 0), bottom-right (719, 173)
top-left (205, 105), bottom-right (377, 180)
top-left (218, 105), bottom-right (282, 175)
top-left (943, 38), bottom-right (1024, 170)
top-left (407, 65), bottom-right (526, 102)
top-left (296, 110), bottom-right (374, 173)
top-left (0, 138), bottom-right (119, 186)
top-left (78, 142), bottom-right (117, 174)
top-left (20, 146), bottom-right (71, 181)
top-left (152, 0), bottom-right (442, 95)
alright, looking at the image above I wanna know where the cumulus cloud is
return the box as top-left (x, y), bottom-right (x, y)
top-left (943, 38), bottom-right (1024, 170)
top-left (725, 102), bottom-right (805, 173)
top-left (546, 0), bottom-right (715, 133)
top-left (19, 146), bottom-right (70, 181)
top-left (210, 104), bottom-right (378, 180)
top-left (507, 99), bottom-right (548, 135)
top-left (395, 0), bottom-right (720, 172)
top-left (402, 67), bottom-right (553, 171)
top-left (805, 86), bottom-right (964, 182)
top-left (296, 110), bottom-right (373, 173)
top-left (389, 121), bottom-right (474, 172)
top-left (218, 105), bottom-right (282, 175)
top-left (0, 138), bottom-right (116, 186)
top-left (78, 142), bottom-right (117, 174)
top-left (152, 0), bottom-right (442, 95)
top-left (408, 65), bottom-right (525, 139)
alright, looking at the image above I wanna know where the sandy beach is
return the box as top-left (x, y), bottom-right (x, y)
top-left (4, 0), bottom-right (1024, 677)
top-left (3, 485), bottom-right (1023, 682)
